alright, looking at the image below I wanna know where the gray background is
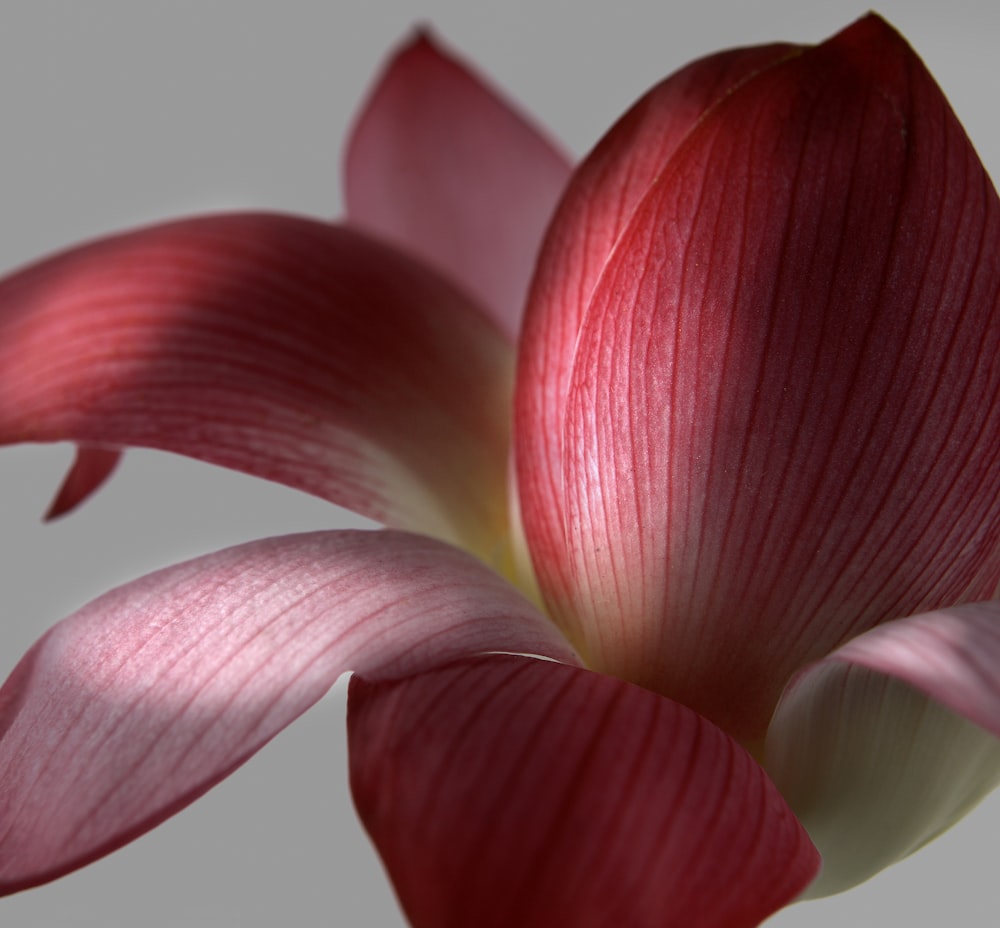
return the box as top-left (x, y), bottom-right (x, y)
top-left (0, 1), bottom-right (997, 924)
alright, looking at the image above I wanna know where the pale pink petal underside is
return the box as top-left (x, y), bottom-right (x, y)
top-left (345, 31), bottom-right (571, 340)
top-left (514, 40), bottom-right (795, 629)
top-left (831, 601), bottom-right (1000, 738)
top-left (0, 214), bottom-right (514, 566)
top-left (559, 15), bottom-right (1000, 739)
top-left (0, 530), bottom-right (578, 893)
top-left (43, 445), bottom-right (122, 520)
top-left (349, 654), bottom-right (818, 928)
top-left (766, 602), bottom-right (1000, 895)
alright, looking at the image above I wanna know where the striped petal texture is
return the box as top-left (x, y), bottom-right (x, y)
top-left (349, 655), bottom-right (817, 928)
top-left (765, 602), bottom-right (1000, 895)
top-left (0, 532), bottom-right (578, 893)
top-left (0, 214), bottom-right (515, 570)
top-left (2, 10), bottom-right (999, 924)
top-left (517, 14), bottom-right (1000, 744)
top-left (344, 31), bottom-right (571, 341)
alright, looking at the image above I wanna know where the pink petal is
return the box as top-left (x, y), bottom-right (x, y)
top-left (514, 40), bottom-right (795, 629)
top-left (344, 31), bottom-right (572, 340)
top-left (0, 530), bottom-right (578, 893)
top-left (43, 445), bottom-right (122, 519)
top-left (348, 654), bottom-right (818, 928)
top-left (550, 15), bottom-right (1000, 740)
top-left (831, 601), bottom-right (1000, 737)
top-left (765, 602), bottom-right (1000, 895)
top-left (0, 213), bottom-right (515, 567)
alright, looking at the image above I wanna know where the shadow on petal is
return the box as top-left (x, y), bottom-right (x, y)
top-left (349, 654), bottom-right (818, 928)
top-left (0, 531), bottom-right (577, 894)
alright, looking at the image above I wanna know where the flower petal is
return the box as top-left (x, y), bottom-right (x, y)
top-left (344, 31), bottom-right (571, 340)
top-left (765, 602), bottom-right (1000, 896)
top-left (554, 15), bottom-right (1000, 739)
top-left (0, 213), bottom-right (514, 568)
top-left (43, 444), bottom-right (122, 520)
top-left (514, 40), bottom-right (795, 624)
top-left (0, 530), bottom-right (578, 893)
top-left (348, 654), bottom-right (818, 928)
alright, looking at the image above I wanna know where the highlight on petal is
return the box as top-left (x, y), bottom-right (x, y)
top-left (344, 30), bottom-right (572, 340)
top-left (546, 13), bottom-right (1000, 740)
top-left (0, 530), bottom-right (579, 894)
top-left (348, 654), bottom-right (818, 928)
top-left (0, 213), bottom-right (515, 570)
top-left (765, 603), bottom-right (1000, 896)
top-left (43, 444), bottom-right (121, 520)
top-left (514, 39), bottom-right (796, 635)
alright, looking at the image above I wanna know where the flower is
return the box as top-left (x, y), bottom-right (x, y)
top-left (1, 11), bottom-right (999, 926)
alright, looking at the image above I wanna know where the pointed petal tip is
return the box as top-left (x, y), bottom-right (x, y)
top-left (344, 27), bottom-right (571, 340)
top-left (383, 24), bottom-right (445, 70)
top-left (42, 446), bottom-right (121, 521)
top-left (822, 9), bottom-right (921, 69)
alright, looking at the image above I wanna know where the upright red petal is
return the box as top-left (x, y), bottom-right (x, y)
top-left (349, 655), bottom-right (818, 928)
top-left (345, 31), bottom-right (571, 341)
top-left (515, 40), bottom-right (796, 631)
top-left (557, 15), bottom-right (1000, 740)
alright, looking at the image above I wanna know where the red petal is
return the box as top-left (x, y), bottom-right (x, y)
top-left (43, 445), bottom-right (121, 519)
top-left (348, 654), bottom-right (818, 928)
top-left (345, 31), bottom-right (571, 340)
top-left (552, 15), bottom-right (1000, 739)
top-left (0, 213), bottom-right (514, 567)
top-left (0, 530), bottom-right (578, 893)
top-left (514, 40), bottom-right (796, 629)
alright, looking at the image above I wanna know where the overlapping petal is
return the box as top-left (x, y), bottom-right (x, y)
top-left (514, 40), bottom-right (796, 626)
top-left (348, 654), bottom-right (818, 928)
top-left (546, 14), bottom-right (1000, 739)
top-left (0, 213), bottom-right (515, 568)
top-left (2, 12), bottom-right (996, 922)
top-left (0, 530), bottom-right (579, 893)
top-left (765, 602), bottom-right (1000, 895)
top-left (344, 31), bottom-right (571, 340)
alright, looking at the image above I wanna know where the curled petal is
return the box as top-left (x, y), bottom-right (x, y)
top-left (0, 214), bottom-right (514, 568)
top-left (0, 530), bottom-right (578, 893)
top-left (345, 31), bottom-right (571, 340)
top-left (765, 602), bottom-right (1000, 896)
top-left (515, 38), bottom-right (796, 629)
top-left (349, 654), bottom-right (818, 928)
top-left (43, 445), bottom-right (122, 519)
top-left (556, 15), bottom-right (1000, 738)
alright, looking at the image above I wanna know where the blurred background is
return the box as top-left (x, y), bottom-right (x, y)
top-left (0, 0), bottom-right (996, 924)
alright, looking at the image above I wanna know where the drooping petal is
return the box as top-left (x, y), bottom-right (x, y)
top-left (764, 602), bottom-right (1000, 896)
top-left (349, 654), bottom-right (818, 928)
top-left (0, 530), bottom-right (578, 893)
top-left (353, 662), bottom-right (820, 928)
top-left (514, 39), bottom-right (796, 629)
top-left (554, 14), bottom-right (1000, 739)
top-left (344, 31), bottom-right (571, 340)
top-left (43, 444), bottom-right (121, 520)
top-left (0, 213), bottom-right (515, 569)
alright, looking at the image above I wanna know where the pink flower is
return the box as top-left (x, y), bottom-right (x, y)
top-left (1, 12), bottom-right (999, 925)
